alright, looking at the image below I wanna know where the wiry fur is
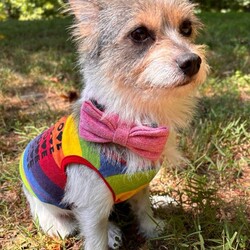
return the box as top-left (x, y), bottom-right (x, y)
top-left (22, 0), bottom-right (209, 249)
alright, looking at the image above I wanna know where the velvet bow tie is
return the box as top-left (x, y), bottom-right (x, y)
top-left (79, 101), bottom-right (169, 161)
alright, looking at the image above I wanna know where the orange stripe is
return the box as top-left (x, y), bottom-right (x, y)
top-left (51, 117), bottom-right (67, 167)
top-left (115, 183), bottom-right (149, 203)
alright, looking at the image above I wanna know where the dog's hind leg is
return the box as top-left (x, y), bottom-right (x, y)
top-left (23, 185), bottom-right (77, 238)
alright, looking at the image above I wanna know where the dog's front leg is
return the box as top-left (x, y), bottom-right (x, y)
top-left (74, 207), bottom-right (110, 250)
top-left (128, 187), bottom-right (164, 238)
top-left (63, 165), bottom-right (114, 250)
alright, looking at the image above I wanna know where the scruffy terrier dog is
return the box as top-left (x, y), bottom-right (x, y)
top-left (20, 0), bottom-right (208, 249)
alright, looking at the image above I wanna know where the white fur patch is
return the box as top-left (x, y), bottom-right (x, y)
top-left (23, 185), bottom-right (77, 238)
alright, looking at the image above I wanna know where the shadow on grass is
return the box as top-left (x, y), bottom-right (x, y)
top-left (198, 93), bottom-right (250, 122)
top-left (111, 192), bottom-right (250, 250)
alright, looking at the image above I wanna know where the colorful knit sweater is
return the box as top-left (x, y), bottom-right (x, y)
top-left (19, 115), bottom-right (157, 209)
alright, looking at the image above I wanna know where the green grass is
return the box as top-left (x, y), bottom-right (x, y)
top-left (0, 12), bottom-right (249, 249)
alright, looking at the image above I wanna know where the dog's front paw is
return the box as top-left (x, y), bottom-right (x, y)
top-left (108, 222), bottom-right (122, 249)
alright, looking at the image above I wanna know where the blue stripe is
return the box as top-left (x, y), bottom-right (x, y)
top-left (23, 138), bottom-right (65, 208)
top-left (99, 153), bottom-right (127, 178)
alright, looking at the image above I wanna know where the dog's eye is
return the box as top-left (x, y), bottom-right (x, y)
top-left (130, 26), bottom-right (153, 43)
top-left (180, 20), bottom-right (192, 37)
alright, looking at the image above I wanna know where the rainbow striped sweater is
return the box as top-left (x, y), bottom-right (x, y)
top-left (19, 115), bottom-right (157, 209)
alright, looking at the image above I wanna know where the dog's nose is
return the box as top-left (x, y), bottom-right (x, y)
top-left (176, 53), bottom-right (202, 77)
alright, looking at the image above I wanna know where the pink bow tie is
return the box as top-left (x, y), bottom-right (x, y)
top-left (79, 101), bottom-right (169, 161)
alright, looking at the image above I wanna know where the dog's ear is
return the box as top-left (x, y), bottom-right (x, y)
top-left (68, 0), bottom-right (99, 22)
top-left (68, 0), bottom-right (100, 38)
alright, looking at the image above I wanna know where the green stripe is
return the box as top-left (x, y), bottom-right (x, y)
top-left (79, 139), bottom-right (100, 169)
top-left (19, 151), bottom-right (37, 197)
top-left (105, 170), bottom-right (156, 196)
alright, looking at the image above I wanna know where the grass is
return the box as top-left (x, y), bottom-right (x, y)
top-left (0, 12), bottom-right (249, 249)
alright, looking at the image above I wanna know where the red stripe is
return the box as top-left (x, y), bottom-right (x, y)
top-left (38, 127), bottom-right (67, 189)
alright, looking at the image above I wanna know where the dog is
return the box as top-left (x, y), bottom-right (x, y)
top-left (19, 0), bottom-right (208, 249)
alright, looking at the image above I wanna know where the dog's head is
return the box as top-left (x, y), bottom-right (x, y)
top-left (68, 0), bottom-right (209, 127)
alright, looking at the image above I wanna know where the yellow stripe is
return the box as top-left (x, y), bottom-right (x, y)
top-left (62, 115), bottom-right (82, 157)
top-left (19, 152), bottom-right (36, 197)
top-left (61, 115), bottom-right (100, 168)
top-left (115, 183), bottom-right (149, 203)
